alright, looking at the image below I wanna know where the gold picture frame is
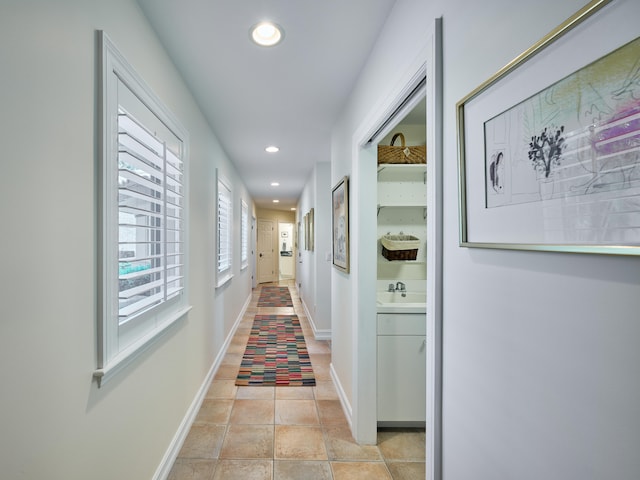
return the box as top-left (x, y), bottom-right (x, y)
top-left (457, 0), bottom-right (640, 255)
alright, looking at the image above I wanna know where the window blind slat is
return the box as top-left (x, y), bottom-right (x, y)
top-left (119, 265), bottom-right (164, 280)
top-left (118, 112), bottom-right (164, 155)
top-left (118, 292), bottom-right (164, 318)
top-left (119, 134), bottom-right (163, 170)
top-left (118, 169), bottom-right (163, 195)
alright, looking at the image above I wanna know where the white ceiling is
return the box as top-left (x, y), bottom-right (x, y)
top-left (136, 0), bottom-right (398, 210)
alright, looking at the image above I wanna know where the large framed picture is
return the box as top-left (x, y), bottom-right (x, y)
top-left (332, 176), bottom-right (349, 272)
top-left (457, 0), bottom-right (640, 255)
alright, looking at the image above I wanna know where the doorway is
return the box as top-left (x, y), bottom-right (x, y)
top-left (257, 219), bottom-right (276, 284)
top-left (349, 18), bottom-right (442, 480)
top-left (278, 223), bottom-right (295, 281)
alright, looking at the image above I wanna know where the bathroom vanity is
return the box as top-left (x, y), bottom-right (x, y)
top-left (376, 293), bottom-right (426, 424)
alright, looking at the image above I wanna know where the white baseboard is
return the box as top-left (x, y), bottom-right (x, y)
top-left (330, 362), bottom-right (353, 430)
top-left (300, 296), bottom-right (331, 341)
top-left (153, 292), bottom-right (252, 480)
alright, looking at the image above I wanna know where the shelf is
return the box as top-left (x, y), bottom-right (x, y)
top-left (378, 205), bottom-right (426, 219)
top-left (378, 203), bottom-right (426, 208)
top-left (378, 164), bottom-right (426, 184)
top-left (378, 260), bottom-right (425, 265)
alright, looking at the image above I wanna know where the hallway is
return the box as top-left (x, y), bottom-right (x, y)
top-left (168, 281), bottom-right (425, 480)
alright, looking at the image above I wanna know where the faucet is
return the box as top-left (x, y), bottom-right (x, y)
top-left (395, 281), bottom-right (406, 297)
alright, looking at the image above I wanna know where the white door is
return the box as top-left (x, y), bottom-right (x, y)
top-left (257, 219), bottom-right (275, 284)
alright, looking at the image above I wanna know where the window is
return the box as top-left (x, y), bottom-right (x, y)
top-left (241, 200), bottom-right (249, 269)
top-left (217, 172), bottom-right (233, 286)
top-left (96, 32), bottom-right (190, 386)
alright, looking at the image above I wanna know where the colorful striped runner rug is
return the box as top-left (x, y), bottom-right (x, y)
top-left (236, 314), bottom-right (315, 386)
top-left (257, 286), bottom-right (294, 307)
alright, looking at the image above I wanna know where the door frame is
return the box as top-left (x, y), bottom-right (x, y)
top-left (350, 17), bottom-right (443, 480)
top-left (251, 216), bottom-right (257, 289)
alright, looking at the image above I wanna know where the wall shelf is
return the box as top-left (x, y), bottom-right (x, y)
top-left (377, 163), bottom-right (427, 182)
top-left (378, 260), bottom-right (426, 265)
top-left (378, 205), bottom-right (427, 219)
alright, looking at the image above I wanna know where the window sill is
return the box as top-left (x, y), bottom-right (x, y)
top-left (216, 273), bottom-right (233, 288)
top-left (93, 305), bottom-right (192, 387)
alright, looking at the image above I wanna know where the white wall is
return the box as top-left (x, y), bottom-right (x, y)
top-left (297, 162), bottom-right (332, 338)
top-left (330, 0), bottom-right (431, 441)
top-left (332, 0), bottom-right (640, 477)
top-left (0, 1), bottom-right (252, 478)
top-left (314, 163), bottom-right (332, 336)
top-left (437, 0), bottom-right (640, 478)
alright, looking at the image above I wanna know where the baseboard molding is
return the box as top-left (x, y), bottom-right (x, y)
top-left (153, 292), bottom-right (252, 480)
top-left (300, 295), bottom-right (331, 341)
top-left (330, 362), bottom-right (353, 430)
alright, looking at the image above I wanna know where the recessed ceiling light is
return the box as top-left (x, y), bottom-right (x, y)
top-left (265, 145), bottom-right (279, 153)
top-left (271, 182), bottom-right (280, 187)
top-left (273, 199), bottom-right (280, 203)
top-left (250, 22), bottom-right (284, 47)
top-left (290, 207), bottom-right (296, 211)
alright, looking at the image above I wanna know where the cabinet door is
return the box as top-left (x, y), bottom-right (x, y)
top-left (377, 335), bottom-right (426, 422)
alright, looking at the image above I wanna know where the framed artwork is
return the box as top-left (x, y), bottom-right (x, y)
top-left (303, 213), bottom-right (309, 251)
top-left (457, 0), bottom-right (640, 255)
top-left (332, 176), bottom-right (349, 272)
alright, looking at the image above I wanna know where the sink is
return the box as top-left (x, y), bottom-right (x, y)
top-left (376, 291), bottom-right (426, 313)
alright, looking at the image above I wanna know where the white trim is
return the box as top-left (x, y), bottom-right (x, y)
top-left (366, 74), bottom-right (427, 147)
top-left (94, 306), bottom-right (191, 386)
top-left (350, 44), bottom-right (429, 445)
top-left (330, 363), bottom-right (353, 431)
top-left (153, 292), bottom-right (252, 480)
top-left (152, 349), bottom-right (217, 480)
top-left (98, 31), bottom-right (190, 384)
top-left (241, 199), bottom-right (249, 270)
top-left (215, 274), bottom-right (234, 289)
top-left (300, 296), bottom-right (331, 341)
top-left (425, 18), bottom-right (444, 480)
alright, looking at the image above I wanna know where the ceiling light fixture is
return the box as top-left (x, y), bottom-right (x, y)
top-left (290, 208), bottom-right (296, 211)
top-left (272, 199), bottom-right (280, 203)
top-left (265, 145), bottom-right (279, 153)
top-left (271, 182), bottom-right (280, 186)
top-left (250, 22), bottom-right (284, 47)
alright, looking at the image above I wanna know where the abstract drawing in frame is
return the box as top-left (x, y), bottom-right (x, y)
top-left (457, 0), bottom-right (640, 255)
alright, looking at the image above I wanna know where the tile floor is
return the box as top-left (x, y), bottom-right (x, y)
top-left (168, 281), bottom-right (425, 480)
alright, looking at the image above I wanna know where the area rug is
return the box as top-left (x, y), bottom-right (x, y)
top-left (257, 286), bottom-right (294, 307)
top-left (236, 314), bottom-right (316, 386)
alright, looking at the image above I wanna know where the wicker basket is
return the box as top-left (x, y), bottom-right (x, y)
top-left (380, 234), bottom-right (420, 261)
top-left (378, 132), bottom-right (426, 164)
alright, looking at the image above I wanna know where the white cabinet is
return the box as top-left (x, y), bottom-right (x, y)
top-left (377, 313), bottom-right (426, 423)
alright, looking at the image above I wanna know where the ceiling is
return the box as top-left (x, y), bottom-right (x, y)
top-left (136, 0), bottom-right (398, 210)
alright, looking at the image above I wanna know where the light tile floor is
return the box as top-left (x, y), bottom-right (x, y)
top-left (168, 281), bottom-right (425, 480)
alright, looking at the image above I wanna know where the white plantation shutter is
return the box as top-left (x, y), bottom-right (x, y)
top-left (117, 110), bottom-right (185, 322)
top-left (241, 200), bottom-right (249, 268)
top-left (96, 32), bottom-right (190, 386)
top-left (217, 175), bottom-right (232, 285)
